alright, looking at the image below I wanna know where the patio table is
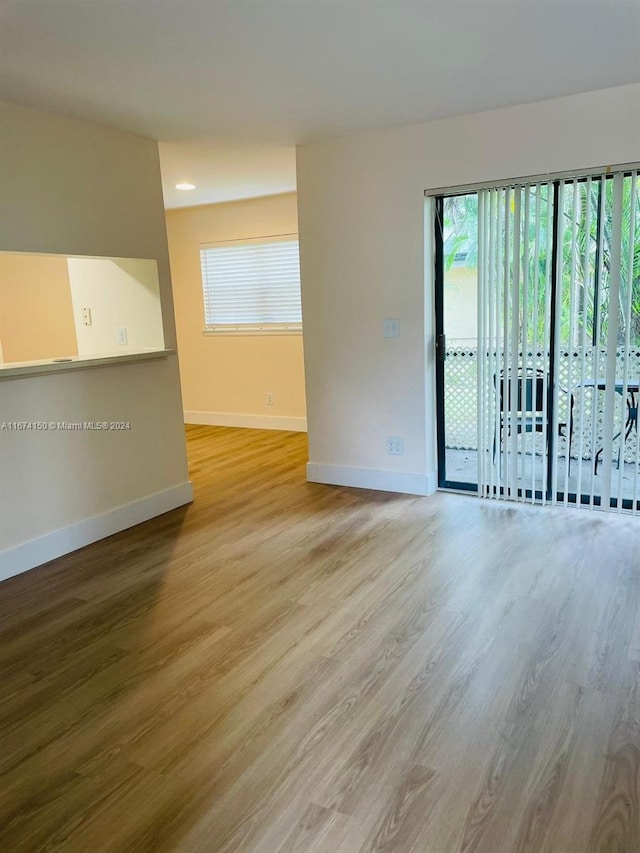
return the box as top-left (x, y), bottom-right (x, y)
top-left (570, 379), bottom-right (640, 474)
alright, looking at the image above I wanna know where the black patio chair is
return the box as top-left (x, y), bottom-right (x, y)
top-left (493, 369), bottom-right (569, 464)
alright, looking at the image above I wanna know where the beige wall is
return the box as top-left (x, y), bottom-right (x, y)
top-left (0, 101), bottom-right (190, 578)
top-left (444, 267), bottom-right (478, 345)
top-left (67, 257), bottom-right (164, 354)
top-left (297, 83), bottom-right (640, 494)
top-left (166, 193), bottom-right (306, 428)
top-left (0, 252), bottom-right (78, 362)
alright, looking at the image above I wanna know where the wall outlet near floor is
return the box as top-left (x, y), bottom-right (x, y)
top-left (386, 436), bottom-right (404, 456)
top-left (266, 392), bottom-right (274, 405)
top-left (117, 326), bottom-right (128, 345)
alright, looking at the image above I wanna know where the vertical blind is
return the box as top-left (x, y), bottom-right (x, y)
top-left (477, 181), bottom-right (554, 503)
top-left (476, 169), bottom-right (640, 512)
top-left (200, 235), bottom-right (302, 331)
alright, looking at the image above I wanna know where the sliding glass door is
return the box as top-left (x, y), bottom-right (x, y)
top-left (434, 192), bottom-right (481, 491)
top-left (435, 168), bottom-right (640, 511)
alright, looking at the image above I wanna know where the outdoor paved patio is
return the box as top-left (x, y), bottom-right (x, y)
top-left (445, 448), bottom-right (640, 503)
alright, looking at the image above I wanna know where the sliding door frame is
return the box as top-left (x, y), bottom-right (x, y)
top-left (434, 195), bottom-right (475, 493)
top-left (433, 169), bottom-right (640, 511)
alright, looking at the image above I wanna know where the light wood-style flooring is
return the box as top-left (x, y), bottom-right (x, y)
top-left (1, 424), bottom-right (639, 852)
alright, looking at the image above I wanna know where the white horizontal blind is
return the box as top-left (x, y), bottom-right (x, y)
top-left (200, 235), bottom-right (302, 331)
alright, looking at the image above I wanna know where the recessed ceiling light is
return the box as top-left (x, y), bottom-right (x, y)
top-left (175, 182), bottom-right (196, 191)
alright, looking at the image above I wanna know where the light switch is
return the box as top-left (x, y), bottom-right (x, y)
top-left (383, 318), bottom-right (400, 338)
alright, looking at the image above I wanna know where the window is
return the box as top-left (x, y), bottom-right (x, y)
top-left (200, 235), bottom-right (302, 333)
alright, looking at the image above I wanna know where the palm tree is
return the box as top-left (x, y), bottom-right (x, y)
top-left (443, 175), bottom-right (640, 347)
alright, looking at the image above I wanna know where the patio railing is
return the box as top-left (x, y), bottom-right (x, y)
top-left (444, 346), bottom-right (640, 463)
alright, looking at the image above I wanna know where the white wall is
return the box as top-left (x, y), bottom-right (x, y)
top-left (296, 83), bottom-right (640, 495)
top-left (0, 101), bottom-right (191, 579)
top-left (67, 257), bottom-right (164, 354)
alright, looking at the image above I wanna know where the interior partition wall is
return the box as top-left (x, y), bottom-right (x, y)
top-left (433, 166), bottom-right (640, 512)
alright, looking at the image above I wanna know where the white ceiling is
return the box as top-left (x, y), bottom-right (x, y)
top-left (1, 0), bottom-right (639, 207)
top-left (159, 142), bottom-right (296, 209)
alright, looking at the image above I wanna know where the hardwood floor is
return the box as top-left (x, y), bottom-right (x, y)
top-left (1, 424), bottom-right (639, 852)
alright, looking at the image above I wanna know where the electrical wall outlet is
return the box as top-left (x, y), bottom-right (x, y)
top-left (117, 326), bottom-right (128, 345)
top-left (266, 392), bottom-right (274, 405)
top-left (383, 318), bottom-right (400, 338)
top-left (81, 307), bottom-right (92, 326)
top-left (386, 436), bottom-right (404, 456)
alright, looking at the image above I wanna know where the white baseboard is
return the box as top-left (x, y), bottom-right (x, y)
top-left (185, 410), bottom-right (307, 432)
top-left (426, 470), bottom-right (438, 494)
top-left (307, 462), bottom-right (437, 496)
top-left (0, 481), bottom-right (194, 583)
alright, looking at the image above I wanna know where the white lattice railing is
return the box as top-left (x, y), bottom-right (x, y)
top-left (444, 347), bottom-right (640, 463)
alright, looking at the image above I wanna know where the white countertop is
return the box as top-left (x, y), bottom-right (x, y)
top-left (0, 348), bottom-right (176, 380)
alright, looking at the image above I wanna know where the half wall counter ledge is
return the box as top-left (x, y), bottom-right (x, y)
top-left (0, 349), bottom-right (176, 381)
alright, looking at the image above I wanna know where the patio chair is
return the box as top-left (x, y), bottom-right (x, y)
top-left (493, 369), bottom-right (569, 463)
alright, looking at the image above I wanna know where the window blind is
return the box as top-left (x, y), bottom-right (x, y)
top-left (476, 181), bottom-right (554, 504)
top-left (474, 169), bottom-right (639, 512)
top-left (200, 236), bottom-right (302, 332)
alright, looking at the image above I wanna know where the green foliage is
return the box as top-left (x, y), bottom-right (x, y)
top-left (443, 176), bottom-right (640, 347)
